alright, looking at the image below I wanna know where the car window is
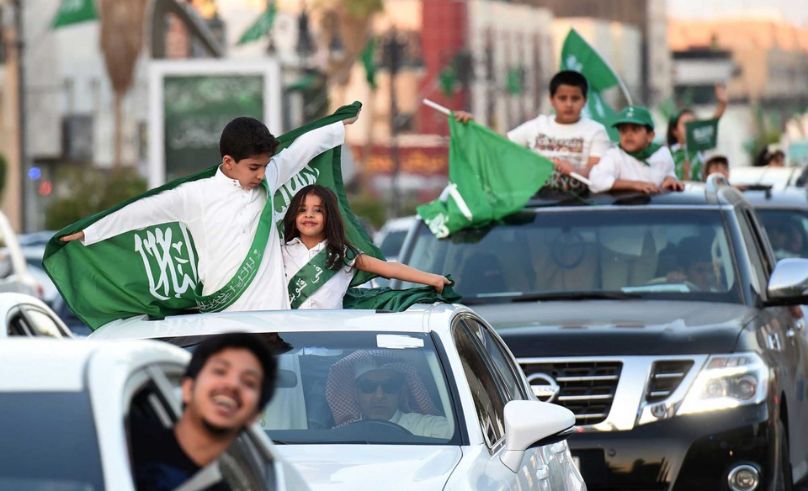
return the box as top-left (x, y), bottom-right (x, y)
top-left (7, 307), bottom-right (67, 338)
top-left (405, 209), bottom-right (741, 303)
top-left (738, 211), bottom-right (768, 292)
top-left (462, 317), bottom-right (527, 401)
top-left (756, 209), bottom-right (808, 261)
top-left (166, 332), bottom-right (459, 446)
top-left (453, 320), bottom-right (507, 449)
top-left (379, 230), bottom-right (408, 258)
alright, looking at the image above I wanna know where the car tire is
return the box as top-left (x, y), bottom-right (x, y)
top-left (772, 419), bottom-right (793, 491)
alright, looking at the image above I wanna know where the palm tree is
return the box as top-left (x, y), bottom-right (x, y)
top-left (98, 0), bottom-right (149, 167)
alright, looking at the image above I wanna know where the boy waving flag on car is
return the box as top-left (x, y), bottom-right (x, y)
top-left (44, 103), bottom-right (384, 329)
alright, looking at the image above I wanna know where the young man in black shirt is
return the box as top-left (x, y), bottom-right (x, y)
top-left (131, 332), bottom-right (277, 491)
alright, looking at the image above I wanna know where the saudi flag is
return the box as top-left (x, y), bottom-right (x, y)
top-left (237, 1), bottom-right (277, 46)
top-left (560, 28), bottom-right (626, 141)
top-left (417, 117), bottom-right (554, 238)
top-left (685, 118), bottom-right (719, 154)
top-left (43, 103), bottom-right (386, 329)
top-left (52, 0), bottom-right (97, 29)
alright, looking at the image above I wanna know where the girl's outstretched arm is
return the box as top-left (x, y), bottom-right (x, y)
top-left (355, 255), bottom-right (450, 293)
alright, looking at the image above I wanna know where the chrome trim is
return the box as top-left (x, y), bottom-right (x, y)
top-left (517, 355), bottom-right (709, 432)
top-left (557, 375), bottom-right (618, 382)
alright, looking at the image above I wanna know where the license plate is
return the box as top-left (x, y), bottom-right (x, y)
top-left (572, 456), bottom-right (581, 470)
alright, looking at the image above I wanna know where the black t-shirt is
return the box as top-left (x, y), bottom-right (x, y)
top-left (131, 421), bottom-right (230, 491)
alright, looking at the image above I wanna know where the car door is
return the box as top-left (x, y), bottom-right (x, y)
top-left (453, 315), bottom-right (552, 490)
top-left (6, 303), bottom-right (72, 338)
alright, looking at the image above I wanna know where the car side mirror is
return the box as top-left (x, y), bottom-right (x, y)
top-left (500, 400), bottom-right (575, 472)
top-left (767, 258), bottom-right (808, 306)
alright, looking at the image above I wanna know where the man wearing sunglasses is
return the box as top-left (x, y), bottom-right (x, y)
top-left (354, 360), bottom-right (452, 439)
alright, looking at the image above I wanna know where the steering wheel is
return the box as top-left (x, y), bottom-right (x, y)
top-left (342, 419), bottom-right (413, 436)
top-left (551, 230), bottom-right (586, 269)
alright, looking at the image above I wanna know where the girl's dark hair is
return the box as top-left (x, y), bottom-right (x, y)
top-left (283, 185), bottom-right (358, 270)
top-left (666, 109), bottom-right (695, 146)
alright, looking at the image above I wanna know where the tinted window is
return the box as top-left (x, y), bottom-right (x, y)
top-left (462, 318), bottom-right (527, 401)
top-left (453, 322), bottom-right (506, 448)
top-left (0, 392), bottom-right (103, 489)
top-left (756, 209), bottom-right (808, 261)
top-left (406, 210), bottom-right (741, 303)
top-left (168, 332), bottom-right (458, 446)
top-left (379, 230), bottom-right (408, 258)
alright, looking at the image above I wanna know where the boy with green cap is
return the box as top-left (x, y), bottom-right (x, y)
top-left (589, 106), bottom-right (684, 194)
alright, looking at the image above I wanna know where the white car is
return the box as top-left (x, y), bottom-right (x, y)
top-left (0, 292), bottom-right (72, 338)
top-left (92, 304), bottom-right (586, 490)
top-left (0, 212), bottom-right (42, 299)
top-left (0, 338), bottom-right (310, 491)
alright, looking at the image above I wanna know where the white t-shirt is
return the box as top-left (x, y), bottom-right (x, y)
top-left (507, 115), bottom-right (611, 172)
top-left (82, 122), bottom-right (346, 312)
top-left (390, 410), bottom-right (452, 439)
top-left (589, 146), bottom-right (677, 193)
top-left (281, 238), bottom-right (357, 309)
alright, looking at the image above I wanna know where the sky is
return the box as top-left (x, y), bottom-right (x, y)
top-left (667, 0), bottom-right (808, 27)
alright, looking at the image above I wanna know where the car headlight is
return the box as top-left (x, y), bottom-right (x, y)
top-left (678, 353), bottom-right (769, 415)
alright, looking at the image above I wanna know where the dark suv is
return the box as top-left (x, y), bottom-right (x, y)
top-left (394, 179), bottom-right (808, 490)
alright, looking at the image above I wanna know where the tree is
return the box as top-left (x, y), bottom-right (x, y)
top-left (98, 0), bottom-right (149, 167)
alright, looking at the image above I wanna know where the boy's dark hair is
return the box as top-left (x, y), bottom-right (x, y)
top-left (283, 185), bottom-right (359, 270)
top-left (704, 155), bottom-right (729, 175)
top-left (549, 71), bottom-right (589, 98)
top-left (666, 109), bottom-right (695, 146)
top-left (219, 117), bottom-right (279, 162)
top-left (184, 332), bottom-right (278, 409)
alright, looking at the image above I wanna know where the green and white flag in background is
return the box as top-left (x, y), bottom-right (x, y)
top-left (43, 103), bottom-right (386, 329)
top-left (560, 28), bottom-right (626, 142)
top-left (237, 1), bottom-right (277, 45)
top-left (360, 37), bottom-right (378, 90)
top-left (417, 117), bottom-right (554, 238)
top-left (685, 118), bottom-right (719, 154)
top-left (52, 0), bottom-right (97, 29)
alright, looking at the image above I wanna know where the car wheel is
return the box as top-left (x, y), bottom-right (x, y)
top-left (772, 419), bottom-right (793, 491)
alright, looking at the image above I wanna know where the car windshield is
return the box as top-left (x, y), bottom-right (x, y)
top-left (0, 391), bottom-right (103, 490)
top-left (405, 209), bottom-right (741, 303)
top-left (379, 230), bottom-right (408, 258)
top-left (756, 209), bottom-right (808, 261)
top-left (169, 331), bottom-right (459, 445)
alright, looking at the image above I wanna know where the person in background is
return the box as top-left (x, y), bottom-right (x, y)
top-left (666, 84), bottom-right (728, 181)
top-left (454, 70), bottom-right (611, 193)
top-left (703, 155), bottom-right (730, 180)
top-left (589, 106), bottom-right (684, 194)
top-left (754, 146), bottom-right (786, 168)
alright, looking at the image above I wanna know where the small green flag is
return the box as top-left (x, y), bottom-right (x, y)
top-left (360, 37), bottom-right (378, 90)
top-left (417, 118), bottom-right (554, 238)
top-left (685, 118), bottom-right (719, 153)
top-left (237, 2), bottom-right (277, 46)
top-left (52, 0), bottom-right (97, 29)
top-left (560, 28), bottom-right (624, 141)
top-left (506, 67), bottom-right (524, 96)
top-left (439, 66), bottom-right (457, 98)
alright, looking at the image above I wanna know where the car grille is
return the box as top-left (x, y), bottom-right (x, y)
top-left (521, 361), bottom-right (622, 425)
top-left (645, 360), bottom-right (694, 403)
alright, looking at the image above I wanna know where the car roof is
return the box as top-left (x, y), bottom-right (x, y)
top-left (521, 181), bottom-right (745, 209)
top-left (0, 338), bottom-right (188, 392)
top-left (90, 304), bottom-right (465, 341)
top-left (739, 186), bottom-right (808, 209)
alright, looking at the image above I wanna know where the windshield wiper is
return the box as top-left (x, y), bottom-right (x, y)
top-left (510, 291), bottom-right (641, 303)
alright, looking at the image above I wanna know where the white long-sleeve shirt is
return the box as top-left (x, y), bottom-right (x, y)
top-left (589, 146), bottom-right (677, 193)
top-left (82, 122), bottom-right (345, 311)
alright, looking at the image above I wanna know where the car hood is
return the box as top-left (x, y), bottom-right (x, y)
top-left (475, 300), bottom-right (756, 356)
top-left (276, 445), bottom-right (461, 490)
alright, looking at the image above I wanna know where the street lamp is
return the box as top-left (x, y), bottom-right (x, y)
top-left (382, 29), bottom-right (406, 217)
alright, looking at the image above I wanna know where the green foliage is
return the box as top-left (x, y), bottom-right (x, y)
top-left (45, 166), bottom-right (147, 230)
top-left (344, 0), bottom-right (383, 18)
top-left (348, 191), bottom-right (387, 230)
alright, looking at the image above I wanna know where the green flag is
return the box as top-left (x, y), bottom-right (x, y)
top-left (506, 67), bottom-right (524, 96)
top-left (685, 118), bottom-right (719, 153)
top-left (417, 118), bottom-right (554, 238)
top-left (560, 28), bottom-right (624, 141)
top-left (43, 103), bottom-right (384, 329)
top-left (52, 0), bottom-right (97, 28)
top-left (360, 37), bottom-right (378, 90)
top-left (237, 2), bottom-right (277, 46)
top-left (439, 66), bottom-right (457, 97)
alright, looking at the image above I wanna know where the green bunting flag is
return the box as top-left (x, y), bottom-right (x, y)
top-left (560, 28), bottom-right (624, 141)
top-left (506, 67), bottom-right (524, 96)
top-left (52, 0), bottom-right (97, 29)
top-left (237, 1), bottom-right (277, 46)
top-left (417, 117), bottom-right (554, 238)
top-left (43, 103), bottom-right (387, 329)
top-left (360, 37), bottom-right (378, 90)
top-left (439, 65), bottom-right (457, 98)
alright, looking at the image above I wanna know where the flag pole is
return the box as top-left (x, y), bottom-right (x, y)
top-left (421, 99), bottom-right (591, 187)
